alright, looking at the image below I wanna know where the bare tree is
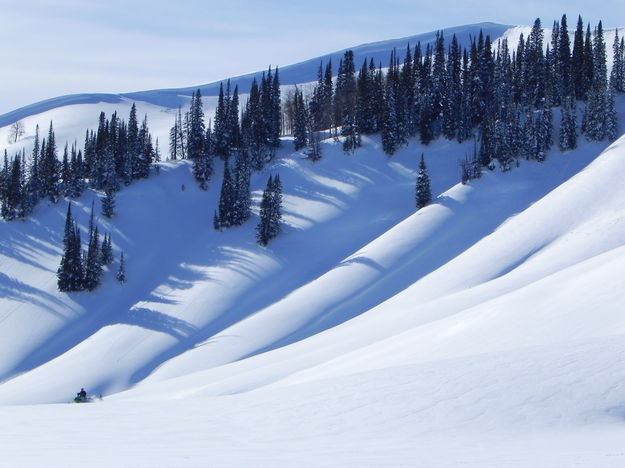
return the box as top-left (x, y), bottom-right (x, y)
top-left (8, 120), bottom-right (25, 144)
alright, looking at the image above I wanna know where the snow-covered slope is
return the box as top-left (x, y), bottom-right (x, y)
top-left (0, 22), bottom-right (511, 127)
top-left (2, 21), bottom-right (625, 468)
top-left (2, 125), bottom-right (625, 466)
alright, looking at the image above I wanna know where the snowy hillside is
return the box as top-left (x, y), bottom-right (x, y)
top-left (0, 22), bottom-right (511, 127)
top-left (2, 18), bottom-right (625, 467)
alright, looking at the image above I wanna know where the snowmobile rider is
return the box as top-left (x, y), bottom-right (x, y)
top-left (77, 388), bottom-right (87, 399)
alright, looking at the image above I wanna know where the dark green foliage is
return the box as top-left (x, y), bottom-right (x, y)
top-left (57, 203), bottom-right (84, 292)
top-left (256, 174), bottom-right (283, 246)
top-left (83, 202), bottom-right (102, 291)
top-left (292, 87), bottom-right (309, 151)
top-left (100, 233), bottom-right (114, 266)
top-left (41, 122), bottom-right (60, 203)
top-left (101, 190), bottom-right (115, 218)
top-left (215, 160), bottom-right (236, 230)
top-left (559, 97), bottom-right (578, 151)
top-left (416, 154), bottom-right (432, 209)
top-left (116, 252), bottom-right (126, 284)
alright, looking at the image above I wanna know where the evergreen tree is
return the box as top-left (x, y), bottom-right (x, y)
top-left (40, 122), bottom-right (60, 202)
top-left (116, 252), bottom-right (126, 284)
top-left (572, 15), bottom-right (587, 99)
top-left (83, 202), bottom-right (103, 291)
top-left (215, 160), bottom-right (236, 230)
top-left (292, 86), bottom-right (309, 151)
top-left (188, 89), bottom-right (207, 160)
top-left (415, 154), bottom-right (432, 209)
top-left (256, 174), bottom-right (283, 246)
top-left (57, 203), bottom-right (84, 292)
top-left (102, 190), bottom-right (115, 218)
top-left (100, 232), bottom-right (114, 266)
top-left (233, 150), bottom-right (252, 225)
top-left (559, 97), bottom-right (578, 151)
top-left (605, 85), bottom-right (619, 141)
top-left (127, 103), bottom-right (140, 184)
top-left (583, 21), bottom-right (615, 141)
top-left (610, 29), bottom-right (624, 93)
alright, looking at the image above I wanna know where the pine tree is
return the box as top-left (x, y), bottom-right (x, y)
top-left (57, 203), bottom-right (84, 292)
top-left (415, 154), bottom-right (432, 209)
top-left (127, 104), bottom-right (140, 184)
top-left (83, 202), bottom-right (103, 291)
top-left (215, 160), bottom-right (235, 230)
top-left (559, 97), bottom-right (578, 151)
top-left (610, 29), bottom-right (624, 93)
top-left (102, 190), bottom-right (115, 218)
top-left (188, 89), bottom-right (207, 160)
top-left (233, 150), bottom-right (251, 224)
top-left (292, 87), bottom-right (309, 151)
top-left (41, 122), bottom-right (60, 203)
top-left (572, 16), bottom-right (587, 99)
top-left (582, 21), bottom-right (615, 141)
top-left (116, 252), bottom-right (126, 284)
top-left (256, 174), bottom-right (283, 246)
top-left (100, 232), bottom-right (114, 266)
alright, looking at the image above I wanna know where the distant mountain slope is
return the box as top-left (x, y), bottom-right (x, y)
top-left (0, 22), bottom-right (511, 127)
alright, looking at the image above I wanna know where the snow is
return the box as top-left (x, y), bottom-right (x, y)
top-left (0, 22), bottom-right (512, 127)
top-left (1, 27), bottom-right (625, 466)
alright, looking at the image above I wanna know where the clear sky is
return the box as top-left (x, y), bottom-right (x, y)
top-left (0, 0), bottom-right (623, 114)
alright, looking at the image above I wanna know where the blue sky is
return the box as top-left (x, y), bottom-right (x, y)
top-left (0, 0), bottom-right (623, 114)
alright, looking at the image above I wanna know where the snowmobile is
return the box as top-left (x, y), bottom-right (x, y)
top-left (73, 388), bottom-right (94, 403)
top-left (73, 395), bottom-right (94, 403)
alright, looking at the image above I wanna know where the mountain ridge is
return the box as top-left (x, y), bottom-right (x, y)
top-left (0, 22), bottom-right (512, 127)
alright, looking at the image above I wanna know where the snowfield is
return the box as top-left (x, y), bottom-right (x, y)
top-left (1, 23), bottom-right (625, 466)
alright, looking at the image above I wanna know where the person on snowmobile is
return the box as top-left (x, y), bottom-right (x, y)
top-left (77, 388), bottom-right (87, 400)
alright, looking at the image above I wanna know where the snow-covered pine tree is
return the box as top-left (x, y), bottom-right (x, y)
top-left (102, 189), bottom-right (115, 218)
top-left (415, 154), bottom-right (432, 209)
top-left (610, 29), bottom-right (624, 93)
top-left (381, 84), bottom-right (400, 155)
top-left (232, 150), bottom-right (251, 225)
top-left (559, 97), bottom-right (578, 151)
top-left (583, 21), bottom-right (612, 141)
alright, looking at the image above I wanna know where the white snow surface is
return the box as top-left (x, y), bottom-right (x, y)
top-left (1, 84), bottom-right (625, 465)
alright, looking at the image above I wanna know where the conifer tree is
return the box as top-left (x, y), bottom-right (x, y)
top-left (583, 21), bottom-right (615, 141)
top-left (100, 232), bottom-right (114, 266)
top-left (559, 97), bottom-right (578, 151)
top-left (215, 160), bottom-right (235, 230)
top-left (83, 202), bottom-right (102, 291)
top-left (256, 174), bottom-right (283, 246)
top-left (57, 203), bottom-right (84, 292)
top-left (415, 154), bottom-right (432, 209)
top-left (116, 252), bottom-right (126, 284)
top-left (292, 87), bottom-right (309, 151)
top-left (610, 29), bottom-right (624, 93)
top-left (233, 150), bottom-right (251, 225)
top-left (102, 190), bottom-right (115, 218)
top-left (572, 16), bottom-right (587, 99)
top-left (41, 122), bottom-right (60, 202)
top-left (127, 103), bottom-right (140, 183)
